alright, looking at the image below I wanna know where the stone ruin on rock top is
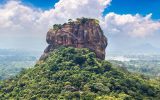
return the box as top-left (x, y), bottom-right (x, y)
top-left (40, 18), bottom-right (108, 60)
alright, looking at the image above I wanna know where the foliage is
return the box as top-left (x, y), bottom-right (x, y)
top-left (75, 17), bottom-right (100, 26)
top-left (95, 19), bottom-right (99, 25)
top-left (0, 47), bottom-right (160, 99)
top-left (68, 19), bottom-right (74, 24)
top-left (53, 24), bottom-right (62, 30)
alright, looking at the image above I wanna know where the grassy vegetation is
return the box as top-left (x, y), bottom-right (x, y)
top-left (0, 47), bottom-right (160, 99)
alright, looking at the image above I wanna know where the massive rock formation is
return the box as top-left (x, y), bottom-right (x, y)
top-left (40, 18), bottom-right (108, 60)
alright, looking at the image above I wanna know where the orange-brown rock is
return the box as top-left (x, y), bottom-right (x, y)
top-left (40, 18), bottom-right (108, 60)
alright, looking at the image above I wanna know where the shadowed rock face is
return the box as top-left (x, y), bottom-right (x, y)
top-left (40, 18), bottom-right (108, 60)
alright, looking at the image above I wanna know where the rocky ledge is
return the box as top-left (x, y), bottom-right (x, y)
top-left (40, 18), bottom-right (108, 60)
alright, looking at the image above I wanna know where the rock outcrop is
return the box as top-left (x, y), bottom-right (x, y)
top-left (40, 18), bottom-right (108, 60)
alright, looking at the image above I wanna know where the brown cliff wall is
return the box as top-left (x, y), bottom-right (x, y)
top-left (41, 18), bottom-right (108, 60)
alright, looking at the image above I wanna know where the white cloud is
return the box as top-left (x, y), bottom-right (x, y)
top-left (0, 0), bottom-right (111, 37)
top-left (0, 1), bottom-right (42, 37)
top-left (0, 0), bottom-right (160, 50)
top-left (0, 0), bottom-right (111, 49)
top-left (37, 0), bottom-right (111, 25)
top-left (102, 12), bottom-right (160, 37)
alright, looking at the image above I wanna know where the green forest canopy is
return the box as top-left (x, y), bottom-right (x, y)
top-left (0, 47), bottom-right (160, 100)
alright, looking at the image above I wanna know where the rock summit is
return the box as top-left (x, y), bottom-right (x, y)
top-left (41, 18), bottom-right (108, 60)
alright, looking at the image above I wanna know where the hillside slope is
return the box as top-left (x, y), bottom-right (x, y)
top-left (0, 47), bottom-right (160, 100)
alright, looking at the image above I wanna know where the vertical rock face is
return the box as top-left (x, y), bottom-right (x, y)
top-left (41, 18), bottom-right (108, 60)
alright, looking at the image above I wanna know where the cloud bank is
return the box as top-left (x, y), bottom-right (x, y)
top-left (102, 13), bottom-right (160, 37)
top-left (0, 0), bottom-right (111, 36)
top-left (0, 0), bottom-right (160, 50)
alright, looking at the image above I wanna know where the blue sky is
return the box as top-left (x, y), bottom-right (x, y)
top-left (5, 0), bottom-right (159, 20)
top-left (0, 0), bottom-right (59, 9)
top-left (1, 0), bottom-right (159, 19)
top-left (0, 0), bottom-right (160, 54)
top-left (21, 0), bottom-right (59, 10)
top-left (104, 0), bottom-right (160, 19)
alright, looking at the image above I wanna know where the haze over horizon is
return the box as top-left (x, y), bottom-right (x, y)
top-left (0, 0), bottom-right (160, 55)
